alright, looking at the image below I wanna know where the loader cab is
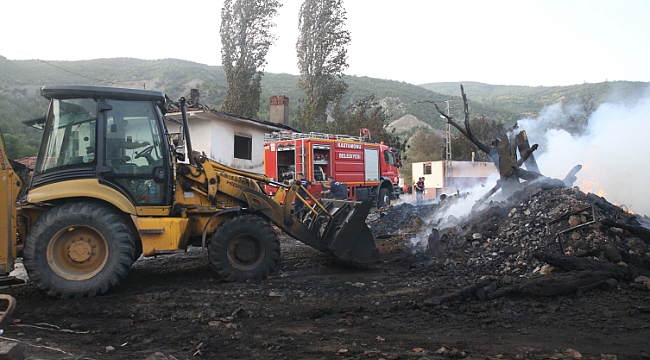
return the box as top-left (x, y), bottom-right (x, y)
top-left (32, 86), bottom-right (174, 206)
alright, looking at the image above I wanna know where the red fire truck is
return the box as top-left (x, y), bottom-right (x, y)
top-left (264, 130), bottom-right (402, 207)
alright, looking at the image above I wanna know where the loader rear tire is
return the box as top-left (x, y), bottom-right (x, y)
top-left (209, 214), bottom-right (280, 282)
top-left (23, 202), bottom-right (136, 299)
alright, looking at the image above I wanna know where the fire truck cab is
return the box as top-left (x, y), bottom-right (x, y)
top-left (264, 131), bottom-right (401, 208)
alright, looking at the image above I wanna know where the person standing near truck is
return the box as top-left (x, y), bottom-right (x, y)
top-left (322, 176), bottom-right (347, 200)
top-left (415, 177), bottom-right (425, 205)
top-left (293, 173), bottom-right (312, 213)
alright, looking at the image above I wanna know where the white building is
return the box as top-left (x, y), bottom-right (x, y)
top-left (165, 94), bottom-right (294, 173)
top-left (411, 160), bottom-right (497, 200)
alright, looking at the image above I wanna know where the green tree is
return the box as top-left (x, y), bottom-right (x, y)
top-left (327, 96), bottom-right (403, 149)
top-left (405, 129), bottom-right (445, 163)
top-left (2, 133), bottom-right (37, 159)
top-left (401, 129), bottom-right (445, 184)
top-left (220, 0), bottom-right (281, 118)
top-left (295, 0), bottom-right (350, 128)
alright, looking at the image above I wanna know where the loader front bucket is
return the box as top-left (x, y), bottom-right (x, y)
top-left (320, 200), bottom-right (380, 264)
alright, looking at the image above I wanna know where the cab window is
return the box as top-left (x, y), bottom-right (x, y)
top-left (104, 99), bottom-right (165, 205)
top-left (35, 98), bottom-right (97, 173)
top-left (383, 150), bottom-right (396, 166)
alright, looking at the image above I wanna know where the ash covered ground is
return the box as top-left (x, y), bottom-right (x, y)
top-left (1, 180), bottom-right (649, 360)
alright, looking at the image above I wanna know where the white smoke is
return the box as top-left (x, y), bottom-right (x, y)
top-left (408, 87), bottom-right (650, 251)
top-left (518, 86), bottom-right (650, 216)
top-left (408, 173), bottom-right (500, 250)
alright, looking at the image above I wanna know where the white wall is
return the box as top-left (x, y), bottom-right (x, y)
top-left (188, 119), bottom-right (265, 173)
top-left (411, 160), bottom-right (497, 189)
top-left (412, 161), bottom-right (444, 188)
top-left (449, 161), bottom-right (497, 178)
top-left (168, 111), bottom-right (272, 173)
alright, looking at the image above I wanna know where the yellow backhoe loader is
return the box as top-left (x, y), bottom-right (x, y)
top-left (0, 85), bottom-right (379, 299)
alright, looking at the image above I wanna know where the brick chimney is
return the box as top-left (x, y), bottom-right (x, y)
top-left (190, 89), bottom-right (200, 103)
top-left (269, 95), bottom-right (289, 125)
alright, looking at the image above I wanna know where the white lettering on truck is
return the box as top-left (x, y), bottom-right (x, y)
top-left (336, 142), bottom-right (362, 149)
top-left (338, 153), bottom-right (362, 159)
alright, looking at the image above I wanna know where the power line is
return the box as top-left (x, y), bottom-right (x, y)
top-left (33, 58), bottom-right (116, 85)
top-left (0, 40), bottom-right (116, 85)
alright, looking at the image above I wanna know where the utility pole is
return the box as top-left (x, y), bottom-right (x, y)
top-left (444, 100), bottom-right (453, 191)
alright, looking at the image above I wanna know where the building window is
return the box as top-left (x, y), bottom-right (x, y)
top-left (234, 135), bottom-right (252, 160)
top-left (423, 163), bottom-right (432, 175)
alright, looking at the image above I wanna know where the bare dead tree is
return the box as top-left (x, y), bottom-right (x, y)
top-left (434, 85), bottom-right (492, 156)
top-left (432, 84), bottom-right (581, 205)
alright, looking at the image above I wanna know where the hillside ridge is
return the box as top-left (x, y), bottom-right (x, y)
top-left (1, 57), bottom-right (647, 156)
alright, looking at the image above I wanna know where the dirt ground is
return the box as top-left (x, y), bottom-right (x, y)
top-left (1, 197), bottom-right (650, 360)
top-left (0, 238), bottom-right (648, 359)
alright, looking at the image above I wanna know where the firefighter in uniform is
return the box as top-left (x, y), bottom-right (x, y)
top-left (322, 176), bottom-right (347, 200)
top-left (293, 173), bottom-right (312, 213)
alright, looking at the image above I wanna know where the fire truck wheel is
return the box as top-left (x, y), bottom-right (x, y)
top-left (209, 214), bottom-right (281, 282)
top-left (378, 188), bottom-right (391, 208)
top-left (23, 201), bottom-right (136, 299)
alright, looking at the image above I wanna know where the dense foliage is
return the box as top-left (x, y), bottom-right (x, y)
top-left (2, 133), bottom-right (38, 159)
top-left (0, 56), bottom-right (646, 161)
top-left (220, 0), bottom-right (281, 118)
top-left (401, 128), bottom-right (446, 181)
top-left (328, 96), bottom-right (405, 149)
top-left (0, 89), bottom-right (46, 158)
top-left (420, 81), bottom-right (649, 120)
top-left (295, 0), bottom-right (350, 127)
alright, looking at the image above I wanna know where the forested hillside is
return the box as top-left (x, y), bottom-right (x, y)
top-left (1, 56), bottom-right (645, 159)
top-left (0, 58), bottom-right (520, 121)
top-left (420, 81), bottom-right (649, 118)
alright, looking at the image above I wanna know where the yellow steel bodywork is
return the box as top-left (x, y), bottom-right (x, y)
top-left (23, 179), bottom-right (203, 256)
top-left (177, 157), bottom-right (335, 253)
top-left (27, 179), bottom-right (138, 215)
top-left (14, 161), bottom-right (261, 261)
top-left (0, 137), bottom-right (21, 275)
top-left (7, 148), bottom-right (375, 273)
top-left (133, 216), bottom-right (192, 256)
top-left (21, 159), bottom-right (276, 257)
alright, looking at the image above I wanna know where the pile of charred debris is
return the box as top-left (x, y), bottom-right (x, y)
top-left (372, 181), bottom-right (650, 303)
top-left (369, 85), bottom-right (650, 305)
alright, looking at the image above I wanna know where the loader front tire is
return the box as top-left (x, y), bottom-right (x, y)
top-left (23, 202), bottom-right (136, 299)
top-left (209, 214), bottom-right (280, 282)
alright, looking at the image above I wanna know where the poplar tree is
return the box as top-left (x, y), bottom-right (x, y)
top-left (220, 0), bottom-right (281, 118)
top-left (295, 0), bottom-right (350, 128)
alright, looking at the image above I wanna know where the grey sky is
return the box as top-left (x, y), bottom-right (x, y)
top-left (1, 0), bottom-right (648, 86)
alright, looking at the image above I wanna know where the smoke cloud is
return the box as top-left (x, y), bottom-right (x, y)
top-left (408, 87), bottom-right (650, 251)
top-left (408, 173), bottom-right (501, 251)
top-left (518, 86), bottom-right (650, 216)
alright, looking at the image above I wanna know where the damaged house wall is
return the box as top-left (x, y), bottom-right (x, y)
top-left (411, 160), bottom-right (497, 200)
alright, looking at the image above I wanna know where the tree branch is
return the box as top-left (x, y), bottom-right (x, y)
top-left (434, 85), bottom-right (491, 155)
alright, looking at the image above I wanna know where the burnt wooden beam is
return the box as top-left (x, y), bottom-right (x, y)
top-left (562, 164), bottom-right (583, 187)
top-left (533, 252), bottom-right (647, 279)
top-left (515, 131), bottom-right (540, 173)
top-left (601, 219), bottom-right (650, 245)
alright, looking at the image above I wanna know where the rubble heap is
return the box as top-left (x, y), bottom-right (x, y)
top-left (374, 180), bottom-right (650, 302)
top-left (367, 202), bottom-right (437, 237)
top-left (432, 181), bottom-right (650, 281)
